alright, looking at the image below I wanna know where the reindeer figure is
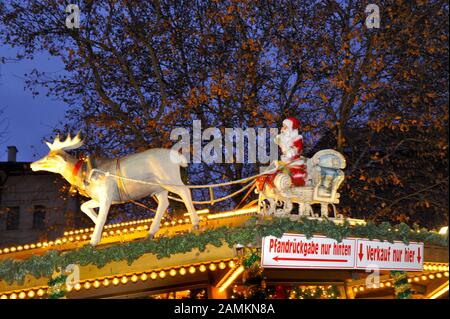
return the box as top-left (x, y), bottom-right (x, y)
top-left (31, 133), bottom-right (199, 246)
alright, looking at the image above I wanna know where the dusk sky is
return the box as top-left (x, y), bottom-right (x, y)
top-left (0, 45), bottom-right (68, 162)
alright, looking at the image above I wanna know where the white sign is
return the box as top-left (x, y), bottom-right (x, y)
top-left (261, 233), bottom-right (424, 271)
top-left (261, 234), bottom-right (356, 269)
top-left (355, 239), bottom-right (424, 271)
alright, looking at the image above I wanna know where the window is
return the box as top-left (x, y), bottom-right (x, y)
top-left (33, 205), bottom-right (46, 230)
top-left (6, 206), bottom-right (20, 230)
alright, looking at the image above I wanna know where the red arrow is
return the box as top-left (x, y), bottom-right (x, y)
top-left (273, 256), bottom-right (348, 262)
top-left (358, 243), bottom-right (364, 261)
top-left (417, 247), bottom-right (421, 263)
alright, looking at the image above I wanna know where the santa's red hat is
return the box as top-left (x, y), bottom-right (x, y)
top-left (283, 117), bottom-right (300, 130)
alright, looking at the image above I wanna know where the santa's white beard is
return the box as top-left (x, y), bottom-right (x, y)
top-left (276, 130), bottom-right (299, 151)
top-left (275, 130), bottom-right (301, 162)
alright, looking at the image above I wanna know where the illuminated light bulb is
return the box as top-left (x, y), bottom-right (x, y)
top-left (75, 236), bottom-right (80, 241)
top-left (437, 266), bottom-right (442, 271)
top-left (121, 276), bottom-right (128, 284)
top-left (164, 222), bottom-right (169, 226)
top-left (219, 262), bottom-right (226, 269)
top-left (436, 273), bottom-right (442, 278)
top-left (386, 282), bottom-right (391, 287)
top-left (444, 272), bottom-right (449, 277)
top-left (123, 229), bottom-right (128, 233)
top-left (30, 244), bottom-right (36, 249)
top-left (69, 231), bottom-right (74, 235)
top-left (115, 230), bottom-right (121, 234)
top-left (199, 265), bottom-right (207, 272)
top-left (79, 230), bottom-right (84, 234)
top-left (229, 261), bottom-right (235, 268)
top-left (66, 285), bottom-right (73, 292)
top-left (150, 272), bottom-right (158, 280)
top-left (421, 275), bottom-right (427, 281)
top-left (131, 275), bottom-right (138, 283)
top-left (112, 278), bottom-right (120, 285)
top-left (28, 291), bottom-right (35, 298)
top-left (84, 282), bottom-right (91, 289)
top-left (414, 277), bottom-right (420, 282)
top-left (353, 288), bottom-right (358, 292)
top-left (0, 295), bottom-right (7, 299)
top-left (10, 293), bottom-right (17, 299)
top-left (90, 227), bottom-right (94, 231)
top-left (103, 279), bottom-right (110, 287)
top-left (55, 240), bottom-right (61, 245)
top-left (423, 265), bottom-right (429, 271)
top-left (84, 228), bottom-right (89, 232)
top-left (209, 263), bottom-right (217, 271)
top-left (185, 218), bottom-right (190, 223)
top-left (179, 268), bottom-right (186, 275)
top-left (10, 247), bottom-right (16, 252)
top-left (380, 283), bottom-right (385, 287)
top-left (429, 274), bottom-right (435, 280)
top-left (178, 219), bottom-right (183, 224)
top-left (93, 281), bottom-right (100, 288)
top-left (130, 227), bottom-right (135, 232)
top-left (439, 226), bottom-right (448, 235)
top-left (136, 226), bottom-right (142, 231)
top-left (37, 289), bottom-right (45, 297)
top-left (159, 271), bottom-right (166, 279)
top-left (171, 221), bottom-right (176, 226)
top-left (170, 269), bottom-right (177, 277)
top-left (109, 231), bottom-right (114, 235)
top-left (189, 266), bottom-right (196, 274)
top-left (74, 283), bottom-right (82, 291)
top-left (36, 242), bottom-right (42, 247)
top-left (407, 278), bottom-right (412, 283)
top-left (141, 273), bottom-right (148, 281)
top-left (18, 292), bottom-right (26, 299)
top-left (62, 238), bottom-right (67, 243)
top-left (64, 232), bottom-right (69, 236)
top-left (445, 266), bottom-right (449, 271)
top-left (69, 237), bottom-right (74, 242)
top-left (17, 246), bottom-right (23, 251)
top-left (3, 248), bottom-right (9, 253)
top-left (82, 235), bottom-right (87, 240)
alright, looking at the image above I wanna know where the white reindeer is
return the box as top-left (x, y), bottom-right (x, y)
top-left (30, 133), bottom-right (199, 246)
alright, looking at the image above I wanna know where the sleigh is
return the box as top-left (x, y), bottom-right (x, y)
top-left (256, 149), bottom-right (346, 219)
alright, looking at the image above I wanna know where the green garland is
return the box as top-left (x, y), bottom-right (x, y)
top-left (0, 217), bottom-right (447, 285)
top-left (47, 274), bottom-right (67, 299)
top-left (289, 285), bottom-right (340, 299)
top-left (391, 271), bottom-right (412, 299)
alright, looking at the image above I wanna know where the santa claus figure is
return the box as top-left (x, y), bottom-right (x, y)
top-left (275, 117), bottom-right (303, 162)
top-left (256, 117), bottom-right (307, 191)
top-left (274, 117), bottom-right (307, 187)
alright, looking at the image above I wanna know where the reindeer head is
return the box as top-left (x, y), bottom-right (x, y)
top-left (31, 133), bottom-right (83, 174)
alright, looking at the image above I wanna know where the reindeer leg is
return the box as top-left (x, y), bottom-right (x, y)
top-left (81, 200), bottom-right (99, 223)
top-left (90, 183), bottom-right (114, 246)
top-left (164, 185), bottom-right (199, 230)
top-left (148, 190), bottom-right (169, 239)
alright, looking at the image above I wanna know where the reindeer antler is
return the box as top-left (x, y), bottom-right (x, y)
top-left (45, 132), bottom-right (83, 151)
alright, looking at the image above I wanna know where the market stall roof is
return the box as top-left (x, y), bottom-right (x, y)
top-left (0, 208), bottom-right (448, 299)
